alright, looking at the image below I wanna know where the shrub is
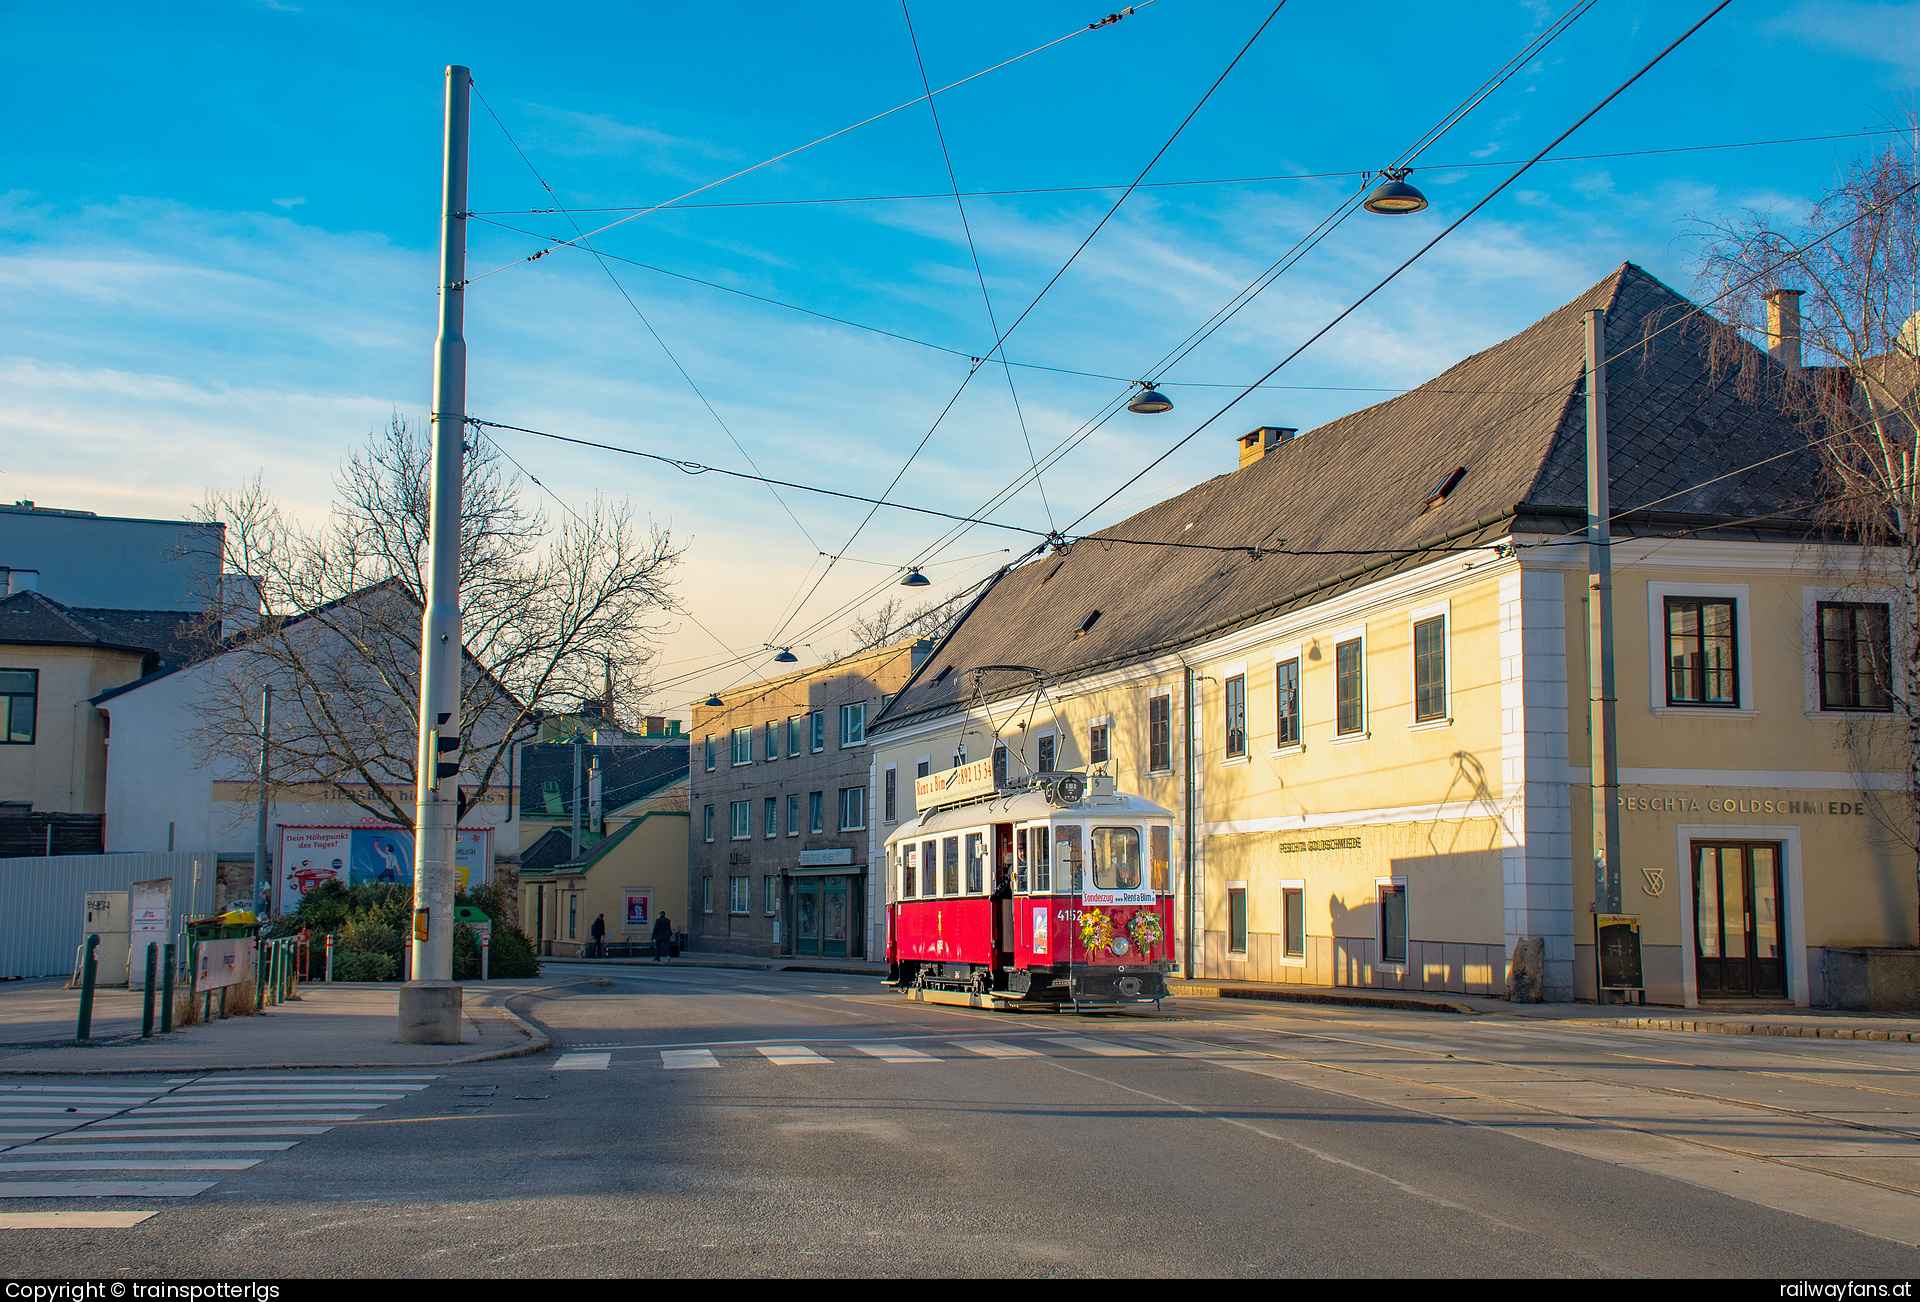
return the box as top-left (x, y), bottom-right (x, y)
top-left (332, 950), bottom-right (398, 982)
top-left (336, 916), bottom-right (400, 960)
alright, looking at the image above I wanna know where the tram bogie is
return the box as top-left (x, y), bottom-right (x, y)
top-left (883, 776), bottom-right (1176, 1010)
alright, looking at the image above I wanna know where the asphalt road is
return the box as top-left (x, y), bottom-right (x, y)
top-left (3, 961), bottom-right (1919, 1277)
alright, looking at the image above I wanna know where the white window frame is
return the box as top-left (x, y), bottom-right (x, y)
top-left (838, 785), bottom-right (867, 832)
top-left (1408, 600), bottom-right (1452, 731)
top-left (702, 876), bottom-right (713, 913)
top-left (765, 720), bottom-right (779, 762)
top-left (730, 726), bottom-right (754, 766)
top-left (883, 764), bottom-right (898, 824)
top-left (1801, 584), bottom-right (1905, 718)
top-left (1225, 879), bottom-right (1250, 956)
top-left (1329, 623), bottom-right (1370, 744)
top-left (764, 874), bottom-right (778, 916)
top-left (729, 875), bottom-right (750, 915)
top-left (1646, 581), bottom-right (1756, 717)
top-left (1270, 643), bottom-right (1304, 756)
top-left (703, 804), bottom-right (714, 843)
top-left (1375, 874), bottom-right (1408, 970)
top-left (808, 791), bottom-right (824, 835)
top-left (915, 755), bottom-right (932, 778)
top-left (1220, 661), bottom-right (1249, 767)
top-left (763, 796), bottom-right (777, 839)
top-left (840, 701), bottom-right (867, 747)
top-left (786, 793), bottom-right (800, 837)
top-left (729, 800), bottom-right (750, 841)
top-left (1278, 878), bottom-right (1306, 966)
top-left (810, 711), bottom-right (826, 753)
top-left (703, 735), bottom-right (715, 772)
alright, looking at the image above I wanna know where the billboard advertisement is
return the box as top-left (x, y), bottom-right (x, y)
top-left (279, 826), bottom-right (491, 914)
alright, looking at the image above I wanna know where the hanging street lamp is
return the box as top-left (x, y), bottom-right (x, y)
top-left (1127, 382), bottom-right (1173, 414)
top-left (1363, 168), bottom-right (1429, 215)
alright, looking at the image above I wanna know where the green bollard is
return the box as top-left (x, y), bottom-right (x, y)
top-left (141, 943), bottom-right (157, 1038)
top-left (75, 934), bottom-right (100, 1043)
top-left (218, 986), bottom-right (227, 1019)
top-left (161, 943), bottom-right (175, 1033)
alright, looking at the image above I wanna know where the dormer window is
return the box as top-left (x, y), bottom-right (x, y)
top-left (1075, 610), bottom-right (1102, 638)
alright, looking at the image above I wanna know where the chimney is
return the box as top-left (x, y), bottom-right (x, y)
top-left (1766, 288), bottom-right (1803, 376)
top-left (1236, 426), bottom-right (1297, 469)
top-left (912, 637), bottom-right (935, 671)
top-left (644, 715), bottom-right (667, 737)
top-left (6, 569), bottom-right (40, 596)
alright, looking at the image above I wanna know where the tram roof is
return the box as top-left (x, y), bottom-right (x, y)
top-left (885, 789), bottom-right (1173, 845)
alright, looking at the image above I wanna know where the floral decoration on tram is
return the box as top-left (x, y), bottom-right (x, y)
top-left (1129, 910), bottom-right (1163, 956)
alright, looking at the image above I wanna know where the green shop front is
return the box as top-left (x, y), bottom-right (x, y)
top-left (783, 848), bottom-right (865, 959)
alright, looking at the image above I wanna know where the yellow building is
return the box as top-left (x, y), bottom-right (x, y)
top-left (869, 264), bottom-right (1914, 1008)
top-left (520, 773), bottom-right (690, 957)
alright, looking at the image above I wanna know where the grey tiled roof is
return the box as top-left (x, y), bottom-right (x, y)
top-left (519, 742), bottom-right (689, 819)
top-left (0, 590), bottom-right (201, 666)
top-left (877, 263), bottom-right (1825, 729)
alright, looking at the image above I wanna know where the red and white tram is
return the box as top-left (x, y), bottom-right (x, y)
top-left (883, 768), bottom-right (1176, 1008)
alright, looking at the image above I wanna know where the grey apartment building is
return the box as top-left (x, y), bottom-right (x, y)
top-left (688, 638), bottom-right (927, 959)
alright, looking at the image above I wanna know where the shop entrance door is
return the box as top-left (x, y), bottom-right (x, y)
top-left (793, 877), bottom-right (851, 958)
top-left (1692, 842), bottom-right (1786, 999)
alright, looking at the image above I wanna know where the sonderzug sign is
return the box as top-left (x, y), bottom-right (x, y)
top-left (1618, 792), bottom-right (1871, 816)
top-left (914, 758), bottom-right (996, 810)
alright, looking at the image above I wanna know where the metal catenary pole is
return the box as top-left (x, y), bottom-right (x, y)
top-left (1585, 308), bottom-right (1622, 919)
top-left (252, 684), bottom-right (271, 917)
top-left (399, 63), bottom-right (471, 1042)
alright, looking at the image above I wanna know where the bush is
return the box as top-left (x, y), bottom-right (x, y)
top-left (336, 916), bottom-right (400, 959)
top-left (332, 950), bottom-right (398, 982)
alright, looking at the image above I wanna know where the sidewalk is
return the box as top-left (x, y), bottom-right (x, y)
top-left (543, 953), bottom-right (888, 977)
top-left (0, 978), bottom-right (554, 1075)
top-left (1168, 977), bottom-right (1920, 1041)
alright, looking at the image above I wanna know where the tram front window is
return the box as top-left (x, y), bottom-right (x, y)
top-left (1055, 825), bottom-right (1083, 892)
top-left (1031, 828), bottom-right (1051, 893)
top-left (1091, 827), bottom-right (1141, 890)
top-left (942, 836), bottom-right (961, 895)
top-left (965, 833), bottom-right (985, 893)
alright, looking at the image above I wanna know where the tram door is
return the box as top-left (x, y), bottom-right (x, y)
top-left (1693, 842), bottom-right (1786, 999)
top-left (793, 878), bottom-right (852, 958)
top-left (993, 823), bottom-right (1015, 966)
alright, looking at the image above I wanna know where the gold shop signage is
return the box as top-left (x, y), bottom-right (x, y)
top-left (1618, 792), bottom-right (1870, 816)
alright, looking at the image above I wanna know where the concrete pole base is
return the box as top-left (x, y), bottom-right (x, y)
top-left (397, 979), bottom-right (464, 1044)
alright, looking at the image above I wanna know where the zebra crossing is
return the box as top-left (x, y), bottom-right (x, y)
top-left (552, 1032), bottom-right (1237, 1072)
top-left (0, 1074), bottom-right (439, 1200)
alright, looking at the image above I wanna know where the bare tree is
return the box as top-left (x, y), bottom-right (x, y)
top-left (836, 593), bottom-right (968, 661)
top-left (1690, 145), bottom-right (1920, 938)
top-left (189, 416), bottom-right (680, 830)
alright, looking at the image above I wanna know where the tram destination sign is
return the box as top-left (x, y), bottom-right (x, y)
top-left (915, 758), bottom-right (996, 809)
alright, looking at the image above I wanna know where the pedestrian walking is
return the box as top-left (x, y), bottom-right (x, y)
top-left (651, 911), bottom-right (672, 962)
top-left (590, 913), bottom-right (606, 959)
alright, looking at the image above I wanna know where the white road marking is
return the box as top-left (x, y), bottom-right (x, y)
top-left (0, 1087), bottom-right (159, 1095)
top-left (757, 1046), bottom-right (830, 1066)
top-left (0, 1159), bottom-right (264, 1172)
top-left (144, 1094), bottom-right (406, 1103)
top-left (552, 1053), bottom-right (612, 1071)
top-left (1044, 1037), bottom-right (1154, 1057)
top-left (0, 1108), bottom-right (120, 1115)
top-left (660, 1050), bottom-right (719, 1070)
top-left (853, 1043), bottom-right (937, 1063)
top-left (104, 1115), bottom-right (366, 1125)
top-left (26, 1143), bottom-right (295, 1153)
top-left (0, 1181), bottom-right (214, 1198)
top-left (128, 1105), bottom-right (379, 1114)
top-left (72, 1128), bottom-right (332, 1138)
top-left (955, 1040), bottom-right (1041, 1058)
top-left (0, 1211), bottom-right (158, 1227)
top-left (173, 1075), bottom-right (439, 1083)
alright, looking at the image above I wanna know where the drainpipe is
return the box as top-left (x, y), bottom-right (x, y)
top-left (1175, 652), bottom-right (1198, 979)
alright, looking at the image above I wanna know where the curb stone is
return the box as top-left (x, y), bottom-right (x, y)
top-left (1570, 1016), bottom-right (1919, 1042)
top-left (0, 1007), bottom-right (551, 1076)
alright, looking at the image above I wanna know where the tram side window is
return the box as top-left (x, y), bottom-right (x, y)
top-left (942, 836), bottom-right (961, 895)
top-left (1055, 825), bottom-right (1083, 892)
top-left (965, 833), bottom-right (985, 893)
top-left (901, 844), bottom-right (916, 898)
top-left (1014, 830), bottom-right (1028, 892)
top-left (1031, 828), bottom-right (1051, 893)
top-left (1150, 825), bottom-right (1170, 893)
top-left (1091, 827), bottom-right (1141, 890)
top-left (921, 840), bottom-right (937, 896)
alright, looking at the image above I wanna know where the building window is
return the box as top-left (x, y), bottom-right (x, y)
top-left (763, 797), bottom-right (778, 838)
top-left (941, 836), bottom-right (960, 895)
top-left (1089, 723), bottom-right (1109, 766)
top-left (916, 758), bottom-right (930, 779)
top-left (703, 804), bottom-right (714, 842)
top-left (765, 721), bottom-right (779, 761)
top-left (838, 786), bottom-right (867, 831)
top-left (764, 875), bottom-right (778, 915)
top-left (731, 726), bottom-right (753, 765)
top-left (953, 745), bottom-right (967, 769)
top-left (1818, 601), bottom-right (1893, 712)
top-left (787, 793), bottom-right (800, 836)
top-left (1223, 673), bottom-right (1247, 758)
top-left (809, 791), bottom-right (824, 835)
top-left (884, 767), bottom-right (898, 823)
top-left (1283, 886), bottom-right (1305, 958)
top-left (702, 876), bottom-right (713, 913)
top-left (810, 711), bottom-right (825, 752)
top-left (1148, 693), bottom-right (1172, 771)
top-left (840, 702), bottom-right (866, 747)
top-left (901, 844), bottom-right (917, 898)
top-left (1379, 883), bottom-right (1407, 964)
top-left (703, 735), bottom-right (715, 772)
top-left (1413, 614), bottom-right (1447, 722)
top-left (729, 800), bottom-right (750, 840)
top-left (787, 716), bottom-right (802, 757)
top-left (992, 744), bottom-right (1007, 789)
top-left (568, 895), bottom-right (577, 940)
top-left (1666, 597), bottom-right (1738, 706)
top-left (965, 832), bottom-right (984, 894)
top-left (1227, 885), bottom-right (1248, 956)
top-left (1037, 733), bottom-right (1056, 774)
top-left (1335, 637), bottom-right (1364, 735)
top-left (1275, 657), bottom-right (1300, 747)
top-left (729, 876), bottom-right (750, 915)
top-left (7, 671), bottom-right (43, 742)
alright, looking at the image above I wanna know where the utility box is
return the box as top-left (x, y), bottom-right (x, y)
top-left (455, 905), bottom-right (491, 941)
top-left (83, 891), bottom-right (131, 987)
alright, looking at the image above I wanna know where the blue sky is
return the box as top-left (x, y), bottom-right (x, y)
top-left (4, 0), bottom-right (1917, 714)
